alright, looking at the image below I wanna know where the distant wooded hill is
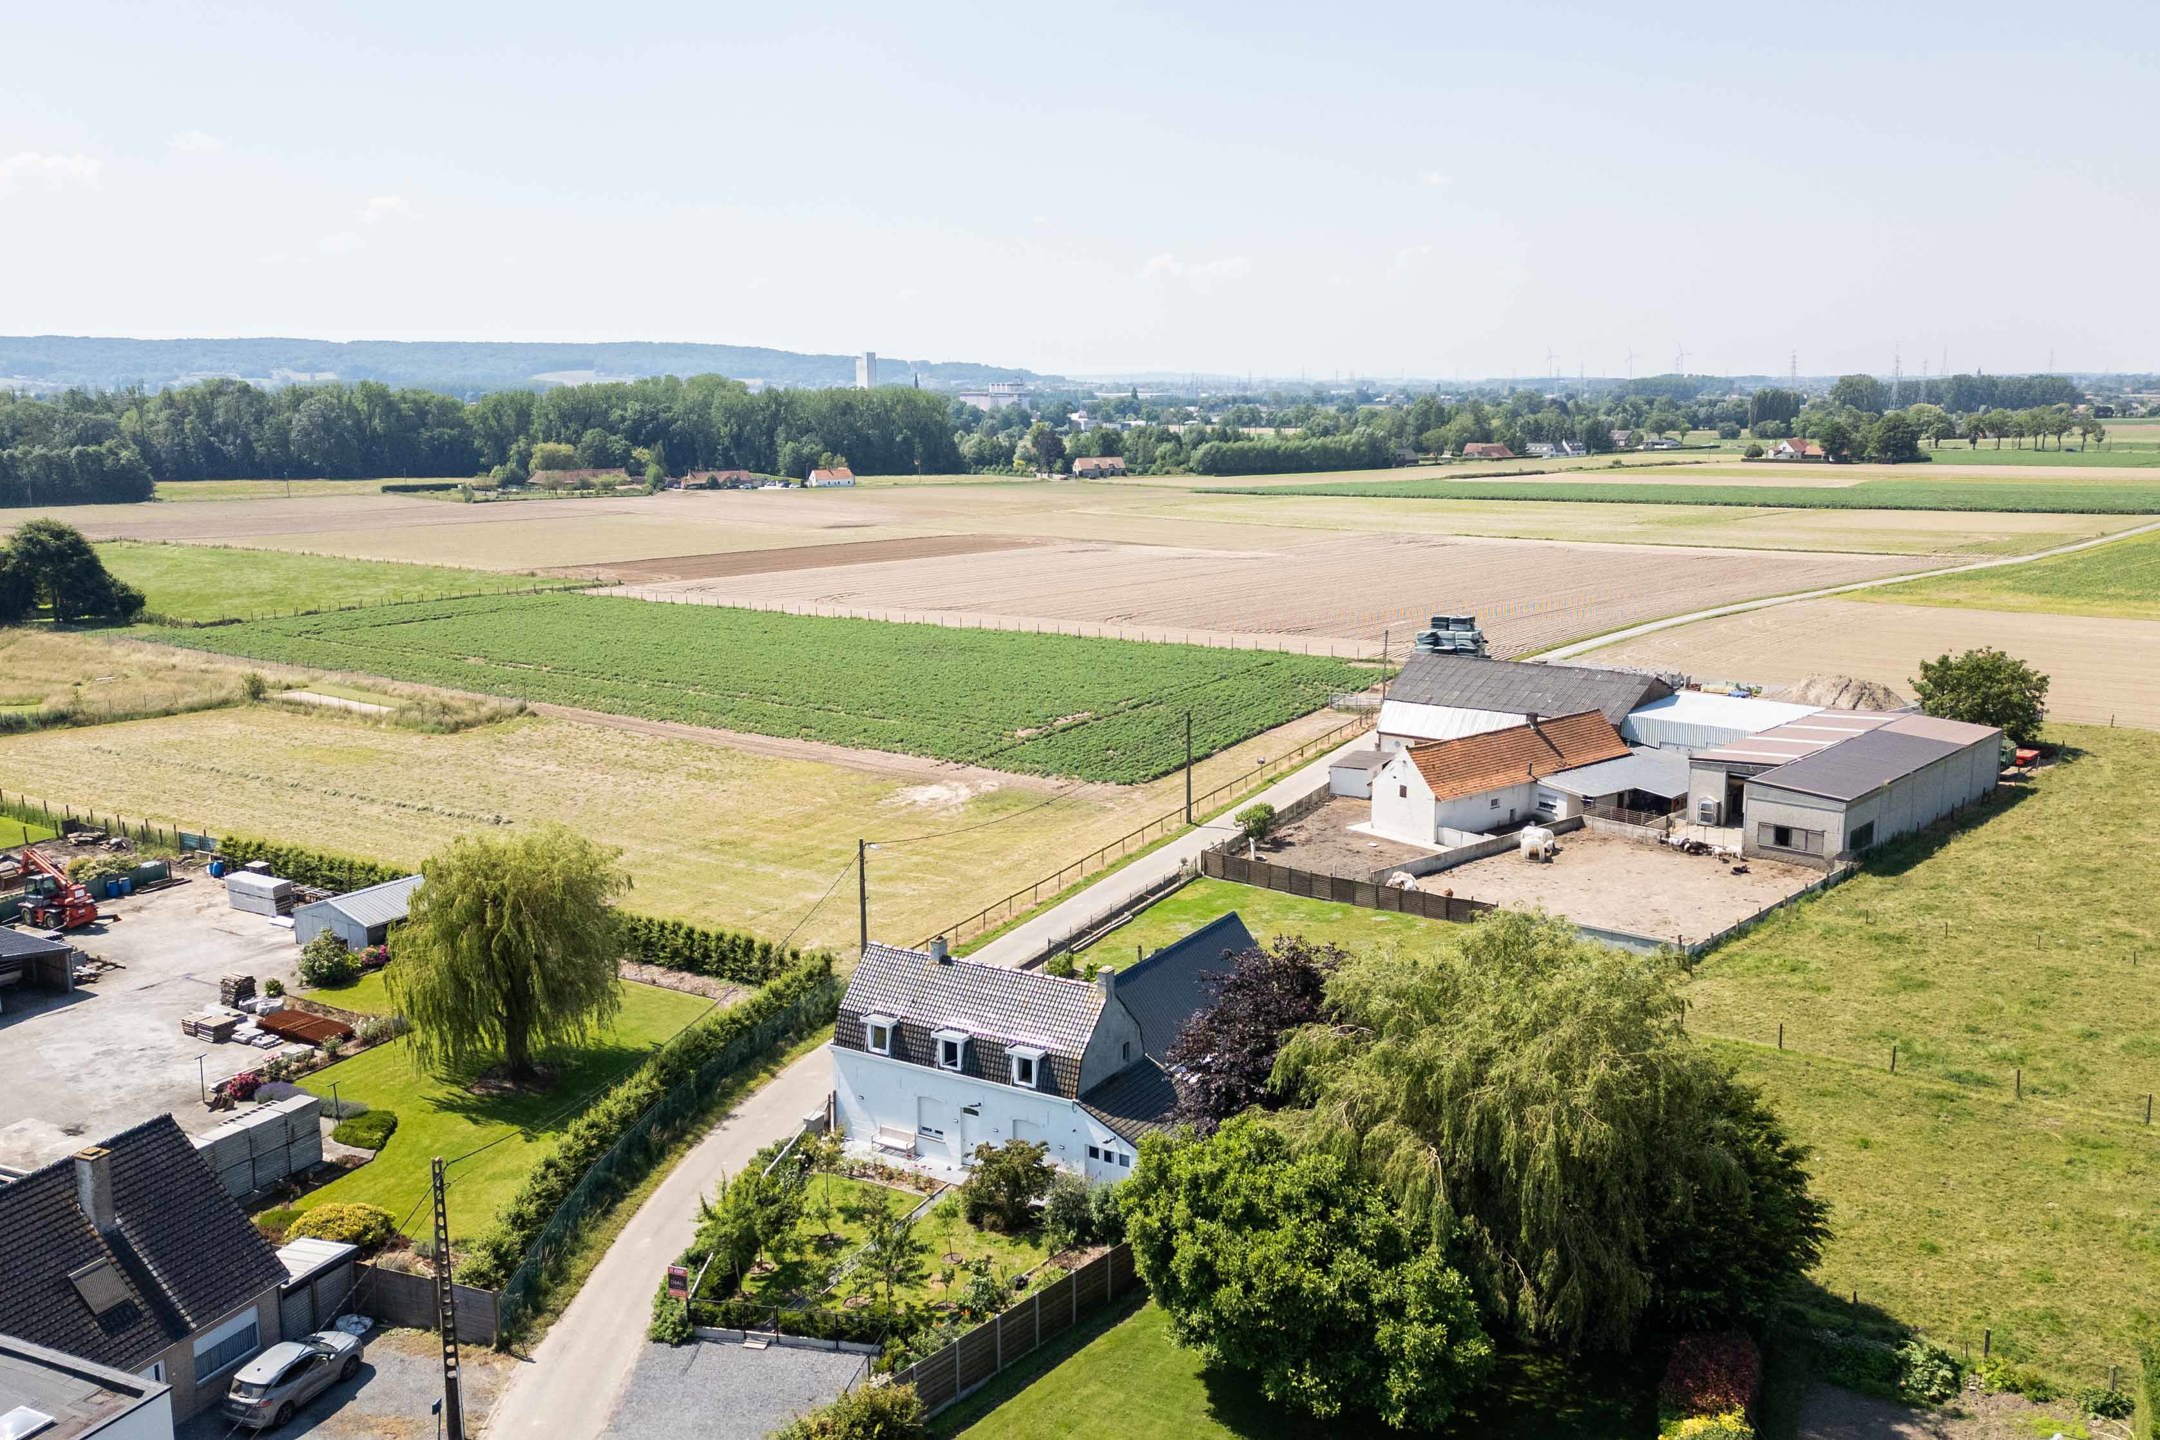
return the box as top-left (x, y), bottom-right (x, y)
top-left (0, 336), bottom-right (1048, 396)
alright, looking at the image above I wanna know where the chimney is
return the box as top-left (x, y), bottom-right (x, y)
top-left (1097, 967), bottom-right (1116, 999)
top-left (928, 937), bottom-right (950, 965)
top-left (74, 1146), bottom-right (115, 1234)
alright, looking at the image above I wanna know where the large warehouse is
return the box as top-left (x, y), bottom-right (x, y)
top-left (1691, 713), bottom-right (2002, 867)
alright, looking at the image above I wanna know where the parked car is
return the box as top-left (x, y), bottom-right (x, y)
top-left (224, 1330), bottom-right (363, 1430)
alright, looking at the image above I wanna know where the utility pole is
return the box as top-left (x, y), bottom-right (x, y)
top-left (431, 1158), bottom-right (465, 1440)
top-left (857, 840), bottom-right (869, 955)
top-left (1183, 713), bottom-right (1193, 825)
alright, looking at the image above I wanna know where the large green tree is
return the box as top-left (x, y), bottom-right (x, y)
top-left (1274, 911), bottom-right (1826, 1353)
top-left (1124, 1115), bottom-right (1491, 1429)
top-left (0, 519), bottom-right (145, 624)
top-left (387, 825), bottom-right (629, 1082)
top-left (1912, 647), bottom-right (2049, 746)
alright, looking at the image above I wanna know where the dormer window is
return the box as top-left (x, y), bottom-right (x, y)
top-left (1007, 1045), bottom-right (1045, 1089)
top-left (862, 1013), bottom-right (896, 1056)
top-left (932, 1028), bottom-right (970, 1072)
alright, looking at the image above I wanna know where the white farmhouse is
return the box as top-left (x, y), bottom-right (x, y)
top-left (1369, 710), bottom-right (1632, 846)
top-left (831, 915), bottom-right (1256, 1184)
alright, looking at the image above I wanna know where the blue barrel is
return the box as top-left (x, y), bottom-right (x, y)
top-left (118, 877), bottom-right (133, 897)
top-left (106, 880), bottom-right (122, 898)
top-left (209, 859), bottom-right (226, 878)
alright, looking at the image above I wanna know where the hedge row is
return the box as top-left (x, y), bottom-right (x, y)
top-left (691, 1295), bottom-right (892, 1347)
top-left (2138, 1333), bottom-right (2158, 1440)
top-left (217, 834), bottom-right (801, 981)
top-left (461, 954), bottom-right (841, 1289)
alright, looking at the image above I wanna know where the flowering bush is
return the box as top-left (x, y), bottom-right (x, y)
top-left (297, 933), bottom-right (362, 988)
top-left (1660, 1334), bottom-right (1759, 1426)
top-left (226, 1070), bottom-right (264, 1102)
top-left (1667, 1414), bottom-right (1753, 1439)
top-left (360, 944), bottom-right (392, 971)
top-left (286, 1201), bottom-right (397, 1252)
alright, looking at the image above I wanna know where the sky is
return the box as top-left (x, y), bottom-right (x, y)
top-left (2, 0), bottom-right (2153, 380)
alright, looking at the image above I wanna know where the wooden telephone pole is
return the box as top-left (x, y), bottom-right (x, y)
top-left (431, 1158), bottom-right (465, 1440)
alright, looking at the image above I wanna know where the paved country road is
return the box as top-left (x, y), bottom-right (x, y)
top-left (481, 1048), bottom-right (834, 1439)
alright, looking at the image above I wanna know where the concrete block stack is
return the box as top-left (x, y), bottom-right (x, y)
top-left (193, 1092), bottom-right (324, 1200)
top-left (219, 974), bottom-right (257, 1007)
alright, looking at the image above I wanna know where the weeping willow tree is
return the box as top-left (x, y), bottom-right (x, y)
top-left (1274, 910), bottom-right (1824, 1353)
top-left (388, 825), bottom-right (629, 1083)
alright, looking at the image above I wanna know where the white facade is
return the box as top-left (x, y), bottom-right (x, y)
top-left (1370, 750), bottom-right (1538, 846)
top-left (832, 1047), bottom-right (1136, 1184)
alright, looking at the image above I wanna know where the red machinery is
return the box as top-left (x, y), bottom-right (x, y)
top-left (18, 848), bottom-right (99, 930)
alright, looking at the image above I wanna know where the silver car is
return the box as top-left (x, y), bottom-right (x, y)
top-left (224, 1330), bottom-right (363, 1430)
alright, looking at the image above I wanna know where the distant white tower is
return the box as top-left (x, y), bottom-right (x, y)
top-left (855, 352), bottom-right (878, 389)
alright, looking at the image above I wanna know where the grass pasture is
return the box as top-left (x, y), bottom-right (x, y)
top-left (1860, 524), bottom-right (2160, 620)
top-left (151, 593), bottom-right (1369, 782)
top-left (1201, 473), bottom-right (2160, 512)
top-left (151, 477), bottom-right (399, 502)
top-left (98, 540), bottom-right (553, 623)
top-left (0, 628), bottom-right (255, 726)
top-left (294, 978), bottom-right (714, 1243)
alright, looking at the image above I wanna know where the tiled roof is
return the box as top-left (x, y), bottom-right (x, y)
top-left (0, 1115), bottom-right (287, 1372)
top-left (1110, 913), bottom-right (1254, 1064)
top-left (808, 467), bottom-right (855, 481)
top-left (1404, 711), bottom-right (1633, 801)
top-left (1386, 654), bottom-right (1670, 725)
top-left (1079, 1061), bottom-right (1182, 1144)
top-left (837, 942), bottom-right (1107, 1099)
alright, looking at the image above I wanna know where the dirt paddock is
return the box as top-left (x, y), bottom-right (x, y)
top-left (1434, 830), bottom-right (1821, 945)
top-left (558, 532), bottom-right (1046, 583)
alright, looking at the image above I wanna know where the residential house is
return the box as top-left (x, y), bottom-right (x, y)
top-left (0, 1335), bottom-right (173, 1440)
top-left (1642, 436), bottom-right (1682, 450)
top-left (1610, 428), bottom-right (1638, 448)
top-left (831, 915), bottom-right (1257, 1182)
top-left (677, 469), bottom-right (762, 489)
top-left (0, 1116), bottom-right (290, 1421)
top-left (806, 467), bottom-right (856, 487)
top-left (1523, 440), bottom-right (1586, 459)
top-left (1459, 442), bottom-right (1514, 460)
top-left (1369, 710), bottom-right (1633, 846)
top-left (291, 874), bottom-right (420, 951)
top-left (1378, 652), bottom-right (1670, 750)
top-left (1069, 455), bottom-right (1128, 478)
top-left (1766, 438), bottom-right (1826, 461)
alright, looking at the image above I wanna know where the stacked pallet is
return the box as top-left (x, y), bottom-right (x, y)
top-left (192, 1093), bottom-right (324, 1201)
top-left (219, 974), bottom-right (256, 1007)
top-left (181, 1010), bottom-right (239, 1042)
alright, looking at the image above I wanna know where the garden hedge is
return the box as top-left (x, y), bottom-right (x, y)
top-left (460, 954), bottom-right (841, 1291)
top-left (2137, 1332), bottom-right (2159, 1440)
top-left (217, 834), bottom-right (803, 982)
top-left (691, 1294), bottom-right (894, 1347)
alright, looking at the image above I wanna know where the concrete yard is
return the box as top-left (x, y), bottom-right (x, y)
top-left (0, 873), bottom-right (306, 1172)
top-left (1265, 796), bottom-right (1437, 877)
top-left (174, 1325), bottom-right (514, 1439)
top-left (1434, 830), bottom-right (1822, 946)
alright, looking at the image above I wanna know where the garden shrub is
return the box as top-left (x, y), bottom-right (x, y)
top-left (331, 1109), bottom-right (398, 1150)
top-left (692, 1295), bottom-right (893, 1347)
top-left (958, 1140), bottom-right (1053, 1233)
top-left (1894, 1339), bottom-right (1963, 1405)
top-left (771, 1381), bottom-right (925, 1440)
top-left (1974, 1357), bottom-right (2058, 1403)
top-left (225, 1070), bottom-right (264, 1102)
top-left (287, 1202), bottom-right (397, 1252)
top-left (648, 1290), bottom-right (694, 1345)
top-left (1664, 1415), bottom-right (1753, 1439)
top-left (68, 853), bottom-right (135, 886)
top-left (263, 977), bottom-right (284, 998)
top-left (1041, 1172), bottom-right (1094, 1251)
top-left (297, 933), bottom-right (362, 988)
top-left (1660, 1333), bottom-right (1759, 1426)
top-left (219, 837), bottom-right (405, 893)
top-left (2076, 1384), bottom-right (2132, 1420)
top-left (1088, 1182), bottom-right (1124, 1244)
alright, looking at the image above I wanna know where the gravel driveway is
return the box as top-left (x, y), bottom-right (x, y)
top-left (599, 1340), bottom-right (866, 1440)
top-left (177, 1327), bottom-right (512, 1440)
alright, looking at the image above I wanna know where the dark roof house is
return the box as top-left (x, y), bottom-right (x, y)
top-left (1386, 654), bottom-right (1672, 727)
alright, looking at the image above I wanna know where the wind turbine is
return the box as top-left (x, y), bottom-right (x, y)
top-left (1623, 347), bottom-right (1638, 379)
top-left (1672, 343), bottom-right (1689, 374)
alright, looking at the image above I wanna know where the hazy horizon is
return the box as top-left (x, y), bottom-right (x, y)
top-left (4, 1), bottom-right (2151, 379)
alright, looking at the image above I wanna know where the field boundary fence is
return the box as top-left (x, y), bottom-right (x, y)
top-left (0, 788), bottom-right (216, 852)
top-left (885, 1244), bottom-right (1138, 1416)
top-left (918, 713), bottom-right (1374, 950)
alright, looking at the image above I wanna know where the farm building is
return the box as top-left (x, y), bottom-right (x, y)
top-left (290, 874), bottom-right (420, 950)
top-left (1459, 442), bottom-right (1514, 459)
top-left (806, 467), bottom-right (856, 487)
top-left (0, 1335), bottom-right (173, 1440)
top-left (1622, 690), bottom-right (1823, 751)
top-left (1368, 711), bottom-right (1633, 846)
top-left (1767, 438), bottom-right (1826, 461)
top-left (1537, 746), bottom-right (1691, 820)
top-left (1070, 455), bottom-right (1128, 477)
top-left (0, 1116), bottom-right (290, 1422)
top-left (832, 915), bottom-right (1255, 1183)
top-left (1327, 748), bottom-right (1389, 799)
top-left (1688, 713), bottom-right (2001, 866)
top-left (0, 927), bottom-right (79, 1003)
top-left (1379, 653), bottom-right (1670, 750)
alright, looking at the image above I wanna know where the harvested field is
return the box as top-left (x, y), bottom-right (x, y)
top-left (606, 531), bottom-right (1921, 657)
top-left (0, 702), bottom-right (1355, 952)
top-left (559, 532), bottom-right (1045, 583)
top-left (1582, 597), bottom-right (2160, 729)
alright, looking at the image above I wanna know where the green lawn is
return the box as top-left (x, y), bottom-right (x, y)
top-left (1081, 877), bottom-right (1458, 964)
top-left (292, 979), bottom-right (713, 1242)
top-left (0, 815), bottom-right (57, 847)
top-left (1860, 526), bottom-right (2160, 620)
top-left (1200, 475), bottom-right (2160, 512)
top-left (949, 1302), bottom-right (1651, 1440)
top-left (299, 968), bottom-right (396, 1014)
top-left (99, 540), bottom-right (553, 623)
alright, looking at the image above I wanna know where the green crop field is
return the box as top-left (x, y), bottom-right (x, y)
top-left (99, 541), bottom-right (556, 623)
top-left (150, 593), bottom-right (1369, 783)
top-left (1860, 526), bottom-right (2160, 620)
top-left (1201, 475), bottom-right (2160, 512)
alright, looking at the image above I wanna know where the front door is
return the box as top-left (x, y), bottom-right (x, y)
top-left (916, 1098), bottom-right (951, 1159)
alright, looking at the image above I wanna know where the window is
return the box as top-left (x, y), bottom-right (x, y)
top-left (1007, 1046), bottom-right (1044, 1089)
top-left (1490, 797), bottom-right (1501, 808)
top-left (193, 1310), bottom-right (261, 1382)
top-left (932, 1028), bottom-right (969, 1072)
top-left (862, 1013), bottom-right (896, 1056)
top-left (1398, 784), bottom-right (1408, 799)
top-left (1120, 1152), bottom-right (1132, 1168)
top-left (1758, 823), bottom-right (1824, 856)
top-left (1849, 821), bottom-right (1876, 852)
top-left (1086, 1145), bottom-right (1101, 1160)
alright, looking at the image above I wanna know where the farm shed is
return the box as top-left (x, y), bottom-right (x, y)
top-left (1370, 711), bottom-right (1633, 846)
top-left (0, 927), bottom-right (78, 998)
top-left (1739, 713), bottom-right (2002, 868)
top-left (1622, 691), bottom-right (1821, 752)
top-left (1539, 746), bottom-right (1690, 819)
top-left (275, 1236), bottom-right (357, 1338)
top-left (1327, 748), bottom-right (1389, 798)
top-left (1379, 654), bottom-right (1670, 751)
top-left (291, 874), bottom-right (421, 950)
top-left (1686, 709), bottom-right (1899, 828)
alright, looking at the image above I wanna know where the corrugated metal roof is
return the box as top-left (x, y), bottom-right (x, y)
top-left (276, 1237), bottom-right (357, 1287)
top-left (304, 875), bottom-right (422, 930)
top-left (1543, 746), bottom-right (1691, 799)
top-left (1624, 691), bottom-right (1818, 737)
top-left (1377, 699), bottom-right (1523, 744)
top-left (1882, 713), bottom-right (2001, 745)
top-left (1746, 727), bottom-right (1967, 802)
top-left (1386, 654), bottom-right (1670, 725)
top-left (1693, 710), bottom-right (1898, 767)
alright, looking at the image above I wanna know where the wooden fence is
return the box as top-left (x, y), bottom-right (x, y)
top-left (888, 1244), bottom-right (1137, 1415)
top-left (1200, 849), bottom-right (1496, 924)
top-left (350, 1262), bottom-right (498, 1346)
